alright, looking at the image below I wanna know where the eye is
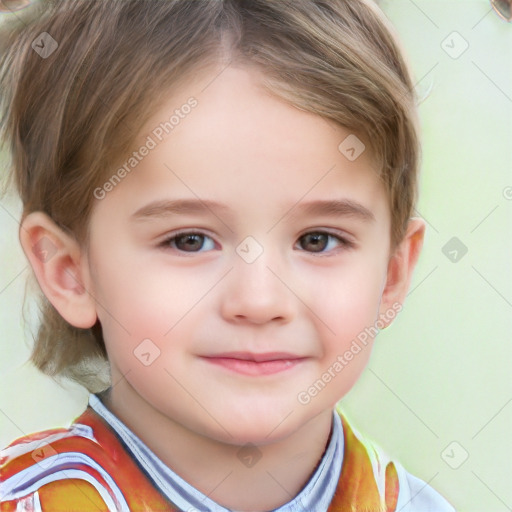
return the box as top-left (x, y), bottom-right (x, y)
top-left (296, 231), bottom-right (353, 254)
top-left (158, 230), bottom-right (353, 255)
top-left (159, 231), bottom-right (216, 253)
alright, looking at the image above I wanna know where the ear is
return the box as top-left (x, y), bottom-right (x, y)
top-left (19, 212), bottom-right (97, 329)
top-left (378, 217), bottom-right (425, 327)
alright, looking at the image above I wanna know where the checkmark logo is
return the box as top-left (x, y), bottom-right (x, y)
top-left (441, 441), bottom-right (469, 469)
top-left (338, 134), bottom-right (366, 162)
top-left (442, 237), bottom-right (468, 263)
top-left (31, 32), bottom-right (58, 58)
top-left (31, 442), bottom-right (58, 469)
top-left (441, 31), bottom-right (469, 60)
top-left (236, 236), bottom-right (264, 264)
top-left (134, 338), bottom-right (161, 366)
top-left (237, 443), bottom-right (262, 468)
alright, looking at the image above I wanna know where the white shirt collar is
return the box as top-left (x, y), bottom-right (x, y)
top-left (89, 392), bottom-right (343, 511)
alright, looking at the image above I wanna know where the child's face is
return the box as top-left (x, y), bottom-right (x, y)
top-left (85, 66), bottom-right (395, 444)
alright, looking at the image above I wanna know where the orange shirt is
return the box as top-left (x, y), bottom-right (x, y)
top-left (1, 402), bottom-right (431, 512)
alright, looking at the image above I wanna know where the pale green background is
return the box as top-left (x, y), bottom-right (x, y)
top-left (1, 1), bottom-right (511, 511)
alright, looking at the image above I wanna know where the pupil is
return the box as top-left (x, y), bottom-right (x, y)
top-left (305, 233), bottom-right (326, 252)
top-left (178, 234), bottom-right (202, 251)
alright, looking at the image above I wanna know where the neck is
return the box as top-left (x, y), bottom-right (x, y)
top-left (103, 381), bottom-right (333, 511)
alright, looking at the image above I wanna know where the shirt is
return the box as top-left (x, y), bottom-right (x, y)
top-left (1, 391), bottom-right (455, 511)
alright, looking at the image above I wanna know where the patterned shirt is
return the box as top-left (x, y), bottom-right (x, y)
top-left (1, 392), bottom-right (455, 511)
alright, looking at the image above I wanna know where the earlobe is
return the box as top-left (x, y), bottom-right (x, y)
top-left (378, 218), bottom-right (426, 327)
top-left (19, 212), bottom-right (97, 329)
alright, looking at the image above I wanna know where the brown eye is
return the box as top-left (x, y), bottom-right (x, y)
top-left (174, 234), bottom-right (204, 251)
top-left (296, 231), bottom-right (354, 254)
top-left (160, 232), bottom-right (215, 253)
top-left (299, 232), bottom-right (330, 252)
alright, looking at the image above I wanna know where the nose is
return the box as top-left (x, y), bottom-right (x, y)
top-left (219, 247), bottom-right (295, 325)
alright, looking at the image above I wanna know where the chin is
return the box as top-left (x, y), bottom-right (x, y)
top-left (223, 425), bottom-right (293, 447)
top-left (203, 404), bottom-right (314, 447)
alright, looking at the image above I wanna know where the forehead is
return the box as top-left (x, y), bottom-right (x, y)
top-left (101, 65), bottom-right (389, 227)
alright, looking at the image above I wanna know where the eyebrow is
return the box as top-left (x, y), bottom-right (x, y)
top-left (289, 199), bottom-right (375, 222)
top-left (132, 199), bottom-right (232, 221)
top-left (131, 198), bottom-right (375, 223)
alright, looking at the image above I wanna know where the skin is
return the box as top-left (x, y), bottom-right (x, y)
top-left (20, 65), bottom-right (424, 511)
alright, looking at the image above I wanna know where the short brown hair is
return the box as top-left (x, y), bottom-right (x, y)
top-left (0, 0), bottom-right (421, 392)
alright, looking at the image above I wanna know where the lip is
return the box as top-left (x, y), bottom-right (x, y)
top-left (200, 352), bottom-right (308, 376)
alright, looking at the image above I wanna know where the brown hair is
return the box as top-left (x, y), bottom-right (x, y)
top-left (0, 0), bottom-right (421, 392)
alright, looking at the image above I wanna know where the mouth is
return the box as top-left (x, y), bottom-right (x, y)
top-left (200, 352), bottom-right (308, 376)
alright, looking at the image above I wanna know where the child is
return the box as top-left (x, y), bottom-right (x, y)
top-left (0, 0), bottom-right (455, 510)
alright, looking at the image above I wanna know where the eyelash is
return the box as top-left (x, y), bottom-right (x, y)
top-left (157, 229), bottom-right (355, 256)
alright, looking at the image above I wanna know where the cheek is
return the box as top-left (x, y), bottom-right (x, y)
top-left (89, 252), bottom-right (220, 372)
top-left (309, 260), bottom-right (386, 340)
top-left (310, 281), bottom-right (382, 403)
top-left (90, 245), bottom-right (198, 329)
top-left (306, 258), bottom-right (386, 396)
